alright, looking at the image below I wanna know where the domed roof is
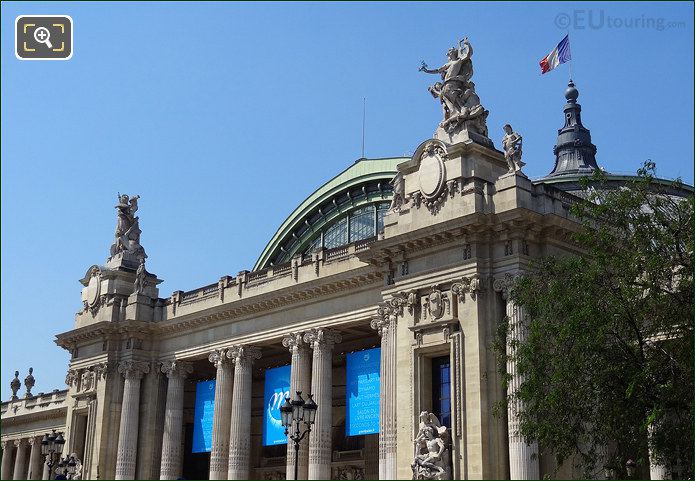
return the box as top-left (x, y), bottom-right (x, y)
top-left (253, 157), bottom-right (404, 271)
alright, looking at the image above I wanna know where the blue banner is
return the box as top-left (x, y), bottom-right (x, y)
top-left (263, 365), bottom-right (291, 446)
top-left (346, 347), bottom-right (381, 436)
top-left (192, 380), bottom-right (216, 453)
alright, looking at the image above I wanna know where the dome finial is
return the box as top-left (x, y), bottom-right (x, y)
top-left (565, 80), bottom-right (579, 102)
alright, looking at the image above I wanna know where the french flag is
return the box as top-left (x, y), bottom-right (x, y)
top-left (540, 35), bottom-right (571, 74)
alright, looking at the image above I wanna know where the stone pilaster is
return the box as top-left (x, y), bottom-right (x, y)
top-left (304, 328), bottom-right (341, 480)
top-left (495, 274), bottom-right (539, 481)
top-left (115, 360), bottom-right (150, 480)
top-left (159, 361), bottom-right (193, 480)
top-left (13, 438), bottom-right (28, 480)
top-left (283, 332), bottom-right (312, 480)
top-left (371, 305), bottom-right (397, 480)
top-left (208, 349), bottom-right (234, 480)
top-left (226, 345), bottom-right (262, 480)
top-left (1, 440), bottom-right (15, 480)
top-left (28, 437), bottom-right (43, 480)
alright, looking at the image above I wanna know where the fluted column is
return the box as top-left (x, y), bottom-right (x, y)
top-left (304, 328), bottom-right (341, 480)
top-left (208, 349), bottom-right (234, 480)
top-left (226, 345), bottom-right (262, 480)
top-left (498, 280), bottom-right (539, 481)
top-left (27, 437), bottom-right (42, 480)
top-left (1, 440), bottom-right (15, 480)
top-left (371, 305), bottom-right (397, 480)
top-left (283, 332), bottom-right (312, 480)
top-left (41, 460), bottom-right (49, 481)
top-left (115, 360), bottom-right (150, 480)
top-left (159, 361), bottom-right (193, 480)
top-left (12, 438), bottom-right (27, 480)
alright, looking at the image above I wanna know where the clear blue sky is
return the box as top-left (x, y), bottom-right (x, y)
top-left (2, 1), bottom-right (693, 393)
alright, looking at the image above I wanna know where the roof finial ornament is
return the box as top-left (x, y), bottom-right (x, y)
top-left (547, 80), bottom-right (601, 177)
top-left (10, 371), bottom-right (20, 401)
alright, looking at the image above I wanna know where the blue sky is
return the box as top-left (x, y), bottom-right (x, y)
top-left (2, 1), bottom-right (693, 393)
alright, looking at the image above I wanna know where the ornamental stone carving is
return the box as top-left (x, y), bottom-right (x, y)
top-left (208, 348), bottom-right (229, 368)
top-left (388, 171), bottom-right (407, 213)
top-left (10, 371), bottom-right (20, 400)
top-left (334, 466), bottom-right (365, 480)
top-left (65, 369), bottom-right (79, 388)
top-left (160, 360), bottom-right (193, 379)
top-left (411, 411), bottom-right (451, 480)
top-left (451, 275), bottom-right (483, 302)
top-left (117, 360), bottom-right (150, 380)
top-left (80, 369), bottom-right (95, 392)
top-left (226, 345), bottom-right (262, 364)
top-left (84, 267), bottom-right (102, 314)
top-left (493, 272), bottom-right (519, 299)
top-left (371, 292), bottom-right (413, 336)
top-left (415, 141), bottom-right (451, 213)
top-left (423, 286), bottom-right (450, 320)
top-left (24, 367), bottom-right (35, 398)
top-left (133, 258), bottom-right (147, 295)
top-left (281, 332), bottom-right (306, 352)
top-left (303, 328), bottom-right (342, 348)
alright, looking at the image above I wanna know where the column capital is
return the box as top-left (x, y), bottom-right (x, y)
top-left (0, 440), bottom-right (11, 450)
top-left (160, 360), bottom-right (194, 379)
top-left (493, 272), bottom-right (520, 299)
top-left (370, 303), bottom-right (398, 336)
top-left (208, 348), bottom-right (231, 368)
top-left (117, 360), bottom-right (150, 380)
top-left (13, 438), bottom-right (25, 447)
top-left (282, 332), bottom-right (308, 352)
top-left (27, 436), bottom-right (37, 446)
top-left (226, 345), bottom-right (262, 364)
top-left (304, 328), bottom-right (341, 349)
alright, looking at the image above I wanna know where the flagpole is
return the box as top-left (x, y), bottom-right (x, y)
top-left (567, 30), bottom-right (573, 81)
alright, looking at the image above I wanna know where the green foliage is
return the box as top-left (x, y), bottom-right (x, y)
top-left (497, 162), bottom-right (693, 478)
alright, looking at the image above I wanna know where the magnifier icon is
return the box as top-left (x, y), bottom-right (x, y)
top-left (33, 27), bottom-right (53, 49)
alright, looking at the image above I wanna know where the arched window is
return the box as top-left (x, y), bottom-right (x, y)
top-left (324, 217), bottom-right (348, 249)
top-left (349, 206), bottom-right (375, 243)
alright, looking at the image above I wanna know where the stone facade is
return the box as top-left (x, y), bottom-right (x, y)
top-left (2, 41), bottom-right (692, 481)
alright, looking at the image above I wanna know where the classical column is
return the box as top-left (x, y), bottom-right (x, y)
top-left (208, 348), bottom-right (234, 480)
top-left (371, 305), bottom-right (397, 480)
top-left (27, 437), bottom-right (42, 480)
top-left (1, 440), bottom-right (15, 480)
top-left (226, 345), bottom-right (262, 480)
top-left (283, 332), bottom-right (312, 480)
top-left (648, 423), bottom-right (670, 480)
top-left (41, 461), bottom-right (49, 481)
top-left (115, 360), bottom-right (150, 480)
top-left (13, 438), bottom-right (28, 480)
top-left (159, 361), bottom-right (193, 480)
top-left (494, 274), bottom-right (540, 481)
top-left (304, 328), bottom-right (341, 480)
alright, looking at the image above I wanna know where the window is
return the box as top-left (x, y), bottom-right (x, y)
top-left (303, 236), bottom-right (322, 254)
top-left (324, 217), bottom-right (348, 249)
top-left (376, 203), bottom-right (390, 234)
top-left (431, 356), bottom-right (451, 429)
top-left (349, 206), bottom-right (375, 242)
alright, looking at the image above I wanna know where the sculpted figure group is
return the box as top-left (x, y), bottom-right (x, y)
top-left (109, 193), bottom-right (147, 260)
top-left (411, 411), bottom-right (451, 480)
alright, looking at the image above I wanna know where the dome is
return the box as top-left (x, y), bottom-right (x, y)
top-left (253, 157), bottom-right (404, 271)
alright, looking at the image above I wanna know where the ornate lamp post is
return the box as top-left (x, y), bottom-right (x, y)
top-left (55, 453), bottom-right (79, 479)
top-left (41, 429), bottom-right (65, 478)
top-left (280, 391), bottom-right (318, 480)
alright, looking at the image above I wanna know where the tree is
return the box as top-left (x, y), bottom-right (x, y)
top-left (497, 162), bottom-right (693, 479)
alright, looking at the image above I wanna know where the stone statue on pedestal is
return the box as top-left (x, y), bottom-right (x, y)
top-left (502, 124), bottom-right (525, 174)
top-left (411, 411), bottom-right (451, 480)
top-left (133, 258), bottom-right (147, 294)
top-left (420, 38), bottom-right (489, 139)
top-left (109, 193), bottom-right (147, 261)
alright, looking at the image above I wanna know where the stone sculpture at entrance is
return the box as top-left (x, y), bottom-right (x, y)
top-left (419, 38), bottom-right (488, 138)
top-left (411, 411), bottom-right (451, 480)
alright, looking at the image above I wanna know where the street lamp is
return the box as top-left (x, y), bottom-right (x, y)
top-left (41, 429), bottom-right (65, 478)
top-left (281, 391), bottom-right (318, 480)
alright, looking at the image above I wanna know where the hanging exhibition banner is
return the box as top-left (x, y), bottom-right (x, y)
top-left (346, 347), bottom-right (381, 436)
top-left (263, 364), bottom-right (291, 446)
top-left (192, 379), bottom-right (216, 453)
